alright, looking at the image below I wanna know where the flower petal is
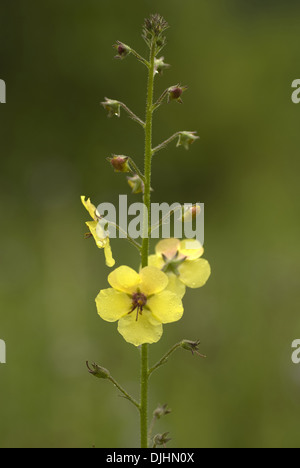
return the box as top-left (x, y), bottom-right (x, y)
top-left (165, 274), bottom-right (186, 299)
top-left (179, 239), bottom-right (204, 260)
top-left (118, 310), bottom-right (163, 346)
top-left (81, 196), bottom-right (97, 221)
top-left (148, 290), bottom-right (184, 324)
top-left (104, 240), bottom-right (115, 268)
top-left (139, 266), bottom-right (168, 296)
top-left (148, 254), bottom-right (164, 269)
top-left (86, 221), bottom-right (106, 248)
top-left (108, 266), bottom-right (141, 294)
top-left (178, 258), bottom-right (211, 288)
top-left (155, 238), bottom-right (180, 259)
top-left (95, 288), bottom-right (131, 322)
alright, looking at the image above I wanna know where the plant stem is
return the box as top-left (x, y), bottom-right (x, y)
top-left (140, 41), bottom-right (156, 449)
top-left (152, 131), bottom-right (181, 155)
top-left (148, 342), bottom-right (182, 376)
top-left (108, 375), bottom-right (140, 410)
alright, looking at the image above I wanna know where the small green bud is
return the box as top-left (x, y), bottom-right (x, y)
top-left (101, 97), bottom-right (121, 118)
top-left (177, 131), bottom-right (199, 150)
top-left (180, 340), bottom-right (206, 357)
top-left (153, 404), bottom-right (171, 420)
top-left (107, 155), bottom-right (130, 173)
top-left (127, 174), bottom-right (144, 194)
top-left (86, 361), bottom-right (111, 379)
top-left (153, 432), bottom-right (171, 447)
top-left (113, 41), bottom-right (131, 60)
top-left (154, 56), bottom-right (170, 76)
top-left (167, 85), bottom-right (188, 104)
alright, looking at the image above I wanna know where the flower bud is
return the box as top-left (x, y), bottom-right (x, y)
top-left (153, 404), bottom-right (171, 420)
top-left (176, 131), bottom-right (199, 150)
top-left (153, 432), bottom-right (171, 447)
top-left (113, 41), bottom-right (131, 60)
top-left (180, 340), bottom-right (206, 357)
top-left (107, 155), bottom-right (130, 173)
top-left (127, 174), bottom-right (144, 194)
top-left (101, 97), bottom-right (121, 118)
top-left (154, 56), bottom-right (170, 76)
top-left (167, 85), bottom-right (188, 104)
top-left (86, 361), bottom-right (111, 379)
top-left (182, 204), bottom-right (201, 222)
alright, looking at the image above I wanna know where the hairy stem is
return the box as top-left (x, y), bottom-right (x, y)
top-left (108, 375), bottom-right (140, 410)
top-left (152, 132), bottom-right (181, 155)
top-left (148, 342), bottom-right (182, 376)
top-left (140, 41), bottom-right (156, 449)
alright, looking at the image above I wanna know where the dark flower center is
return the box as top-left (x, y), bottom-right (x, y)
top-left (130, 292), bottom-right (147, 321)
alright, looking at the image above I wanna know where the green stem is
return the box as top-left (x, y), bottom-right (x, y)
top-left (140, 41), bottom-right (156, 449)
top-left (148, 342), bottom-right (182, 376)
top-left (108, 375), bottom-right (140, 410)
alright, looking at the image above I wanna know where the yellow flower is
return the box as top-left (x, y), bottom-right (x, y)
top-left (148, 238), bottom-right (211, 298)
top-left (81, 196), bottom-right (115, 268)
top-left (95, 265), bottom-right (184, 346)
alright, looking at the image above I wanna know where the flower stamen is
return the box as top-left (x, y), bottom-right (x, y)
top-left (130, 292), bottom-right (148, 321)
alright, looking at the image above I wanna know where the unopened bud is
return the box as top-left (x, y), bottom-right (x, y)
top-left (86, 361), bottom-right (111, 379)
top-left (154, 56), bottom-right (170, 76)
top-left (153, 432), bottom-right (171, 447)
top-left (177, 131), bottom-right (199, 150)
top-left (107, 155), bottom-right (130, 173)
top-left (153, 404), bottom-right (171, 420)
top-left (182, 204), bottom-right (201, 222)
top-left (180, 340), bottom-right (206, 358)
top-left (167, 85), bottom-right (188, 104)
top-left (127, 174), bottom-right (144, 194)
top-left (113, 41), bottom-right (131, 60)
top-left (101, 98), bottom-right (121, 118)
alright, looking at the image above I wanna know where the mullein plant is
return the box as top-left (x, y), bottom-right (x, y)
top-left (82, 14), bottom-right (211, 448)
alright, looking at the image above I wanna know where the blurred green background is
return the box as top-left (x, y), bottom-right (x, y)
top-left (1, 0), bottom-right (300, 448)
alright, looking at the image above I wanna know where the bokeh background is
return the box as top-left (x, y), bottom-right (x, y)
top-left (1, 0), bottom-right (300, 448)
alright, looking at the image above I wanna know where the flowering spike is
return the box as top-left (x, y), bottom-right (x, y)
top-left (176, 131), bottom-right (199, 150)
top-left (142, 14), bottom-right (169, 52)
top-left (101, 97), bottom-right (121, 118)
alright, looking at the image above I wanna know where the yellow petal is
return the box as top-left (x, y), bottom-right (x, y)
top-left (108, 266), bottom-right (141, 294)
top-left (104, 240), bottom-right (115, 268)
top-left (148, 254), bottom-right (164, 269)
top-left (179, 239), bottom-right (204, 260)
top-left (86, 221), bottom-right (106, 248)
top-left (148, 290), bottom-right (184, 324)
top-left (81, 196), bottom-right (97, 221)
top-left (165, 274), bottom-right (186, 299)
top-left (178, 258), bottom-right (211, 288)
top-left (118, 309), bottom-right (163, 346)
top-left (155, 238), bottom-right (180, 259)
top-left (95, 288), bottom-right (131, 322)
top-left (139, 266), bottom-right (168, 296)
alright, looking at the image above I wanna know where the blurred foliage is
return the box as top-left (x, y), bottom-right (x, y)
top-left (1, 0), bottom-right (300, 448)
